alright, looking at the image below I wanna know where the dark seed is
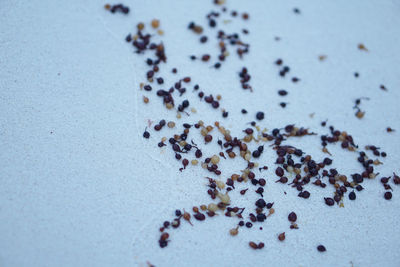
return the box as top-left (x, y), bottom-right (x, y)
top-left (288, 212), bottom-right (297, 222)
top-left (256, 112), bottom-right (265, 120)
top-left (317, 245), bottom-right (326, 252)
top-left (349, 191), bottom-right (356, 200)
top-left (384, 191), bottom-right (392, 200)
top-left (324, 197), bottom-right (335, 206)
top-left (143, 131), bottom-right (150, 138)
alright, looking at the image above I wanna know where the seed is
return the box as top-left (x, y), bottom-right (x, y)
top-left (349, 191), bottom-right (356, 200)
top-left (288, 212), bottom-right (297, 222)
top-left (317, 245), bottom-right (326, 252)
top-left (143, 130), bottom-right (150, 139)
top-left (258, 242), bottom-right (264, 249)
top-left (256, 112), bottom-right (264, 120)
top-left (268, 208), bottom-right (275, 215)
top-left (301, 191), bottom-right (310, 199)
top-left (278, 90), bottom-right (288, 96)
top-left (275, 167), bottom-right (284, 177)
top-left (200, 36), bottom-right (208, 43)
top-left (255, 199), bottom-right (266, 208)
top-left (240, 189), bottom-right (248, 195)
top-left (211, 155), bottom-right (220, 164)
top-left (384, 191), bottom-right (392, 200)
top-left (278, 232), bottom-right (285, 241)
top-left (143, 96), bottom-right (149, 103)
top-left (208, 203), bottom-right (218, 212)
top-left (219, 193), bottom-right (230, 204)
top-left (160, 232), bottom-right (169, 241)
top-left (230, 227), bottom-right (239, 236)
top-left (205, 135), bottom-right (213, 143)
top-left (194, 212), bottom-right (206, 221)
top-left (171, 218), bottom-right (180, 228)
top-left (324, 197), bottom-right (335, 206)
top-left (137, 23), bottom-right (144, 30)
top-left (249, 241), bottom-right (258, 249)
top-left (183, 210), bottom-right (193, 225)
top-left (246, 222), bottom-right (253, 228)
top-left (191, 159), bottom-right (198, 165)
top-left (151, 19), bottom-right (160, 29)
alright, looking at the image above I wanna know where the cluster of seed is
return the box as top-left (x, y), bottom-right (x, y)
top-left (105, 0), bottom-right (398, 255)
top-left (238, 67), bottom-right (252, 91)
top-left (104, 3), bottom-right (129, 14)
top-left (187, 5), bottom-right (250, 69)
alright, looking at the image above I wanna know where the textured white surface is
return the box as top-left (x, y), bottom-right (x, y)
top-left (1, 0), bottom-right (400, 266)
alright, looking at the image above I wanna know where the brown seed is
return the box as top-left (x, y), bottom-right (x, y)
top-left (358, 43), bottom-right (368, 51)
top-left (104, 4), bottom-right (111, 10)
top-left (160, 233), bottom-right (169, 241)
top-left (249, 241), bottom-right (258, 249)
top-left (229, 227), bottom-right (239, 236)
top-left (183, 210), bottom-right (193, 226)
top-left (151, 19), bottom-right (160, 29)
top-left (278, 232), bottom-right (285, 241)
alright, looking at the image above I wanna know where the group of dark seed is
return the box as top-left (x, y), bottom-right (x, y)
top-left (104, 3), bottom-right (129, 14)
top-left (105, 0), bottom-right (397, 257)
top-left (187, 3), bottom-right (250, 71)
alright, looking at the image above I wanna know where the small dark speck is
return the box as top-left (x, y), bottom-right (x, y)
top-left (293, 8), bottom-right (300, 14)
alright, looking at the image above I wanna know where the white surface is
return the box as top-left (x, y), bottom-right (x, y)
top-left (1, 0), bottom-right (400, 266)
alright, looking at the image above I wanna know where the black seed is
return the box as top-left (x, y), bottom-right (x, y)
top-left (349, 191), bottom-right (356, 200)
top-left (324, 197), bottom-right (335, 206)
top-left (384, 191), bottom-right (392, 200)
top-left (278, 90), bottom-right (288, 96)
top-left (317, 245), bottom-right (326, 252)
top-left (288, 212), bottom-right (297, 222)
top-left (256, 112), bottom-right (264, 120)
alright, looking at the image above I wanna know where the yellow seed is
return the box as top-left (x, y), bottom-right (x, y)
top-left (208, 203), bottom-right (218, 212)
top-left (201, 163), bottom-right (207, 169)
top-left (244, 153), bottom-right (251, 161)
top-left (219, 193), bottom-right (230, 204)
top-left (356, 110), bottom-right (365, 119)
top-left (216, 95), bottom-right (221, 100)
top-left (157, 29), bottom-right (164, 36)
top-left (137, 23), bottom-right (144, 30)
top-left (143, 96), bottom-right (149, 103)
top-left (229, 227), bottom-right (238, 236)
top-left (167, 121), bottom-right (175, 128)
top-left (166, 103), bottom-right (173, 109)
top-left (104, 4), bottom-right (111, 10)
top-left (269, 208), bottom-right (275, 215)
top-left (211, 155), bottom-right (220, 164)
top-left (216, 180), bottom-right (225, 189)
top-left (161, 137), bottom-right (167, 142)
top-left (176, 113), bottom-right (181, 119)
top-left (151, 19), bottom-right (160, 29)
top-left (191, 159), bottom-right (198, 165)
top-left (191, 108), bottom-right (197, 113)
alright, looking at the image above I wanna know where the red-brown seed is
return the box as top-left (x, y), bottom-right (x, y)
top-left (278, 232), bottom-right (285, 241)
